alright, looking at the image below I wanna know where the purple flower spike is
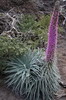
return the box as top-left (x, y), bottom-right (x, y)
top-left (46, 1), bottom-right (60, 62)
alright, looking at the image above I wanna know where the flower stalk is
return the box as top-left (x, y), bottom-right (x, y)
top-left (46, 1), bottom-right (60, 62)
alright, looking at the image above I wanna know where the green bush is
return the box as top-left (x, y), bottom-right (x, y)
top-left (0, 36), bottom-right (28, 57)
top-left (0, 36), bottom-right (28, 72)
top-left (32, 15), bottom-right (51, 41)
top-left (18, 15), bottom-right (50, 33)
top-left (18, 15), bottom-right (36, 32)
top-left (58, 26), bottom-right (65, 33)
top-left (17, 15), bottom-right (51, 48)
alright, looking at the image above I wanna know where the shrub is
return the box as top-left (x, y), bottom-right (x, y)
top-left (17, 15), bottom-right (51, 48)
top-left (18, 15), bottom-right (50, 33)
top-left (58, 26), bottom-right (65, 33)
top-left (0, 35), bottom-right (28, 72)
top-left (17, 15), bottom-right (36, 32)
top-left (0, 36), bottom-right (28, 57)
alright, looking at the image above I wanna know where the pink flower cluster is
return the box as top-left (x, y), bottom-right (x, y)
top-left (46, 5), bottom-right (59, 62)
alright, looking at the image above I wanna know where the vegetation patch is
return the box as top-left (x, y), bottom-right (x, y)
top-left (0, 36), bottom-right (28, 72)
top-left (17, 15), bottom-right (51, 48)
top-left (0, 15), bottom-right (50, 72)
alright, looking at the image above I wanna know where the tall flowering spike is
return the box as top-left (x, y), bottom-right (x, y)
top-left (46, 1), bottom-right (60, 62)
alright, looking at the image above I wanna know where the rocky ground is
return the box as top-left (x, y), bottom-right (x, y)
top-left (57, 33), bottom-right (66, 100)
